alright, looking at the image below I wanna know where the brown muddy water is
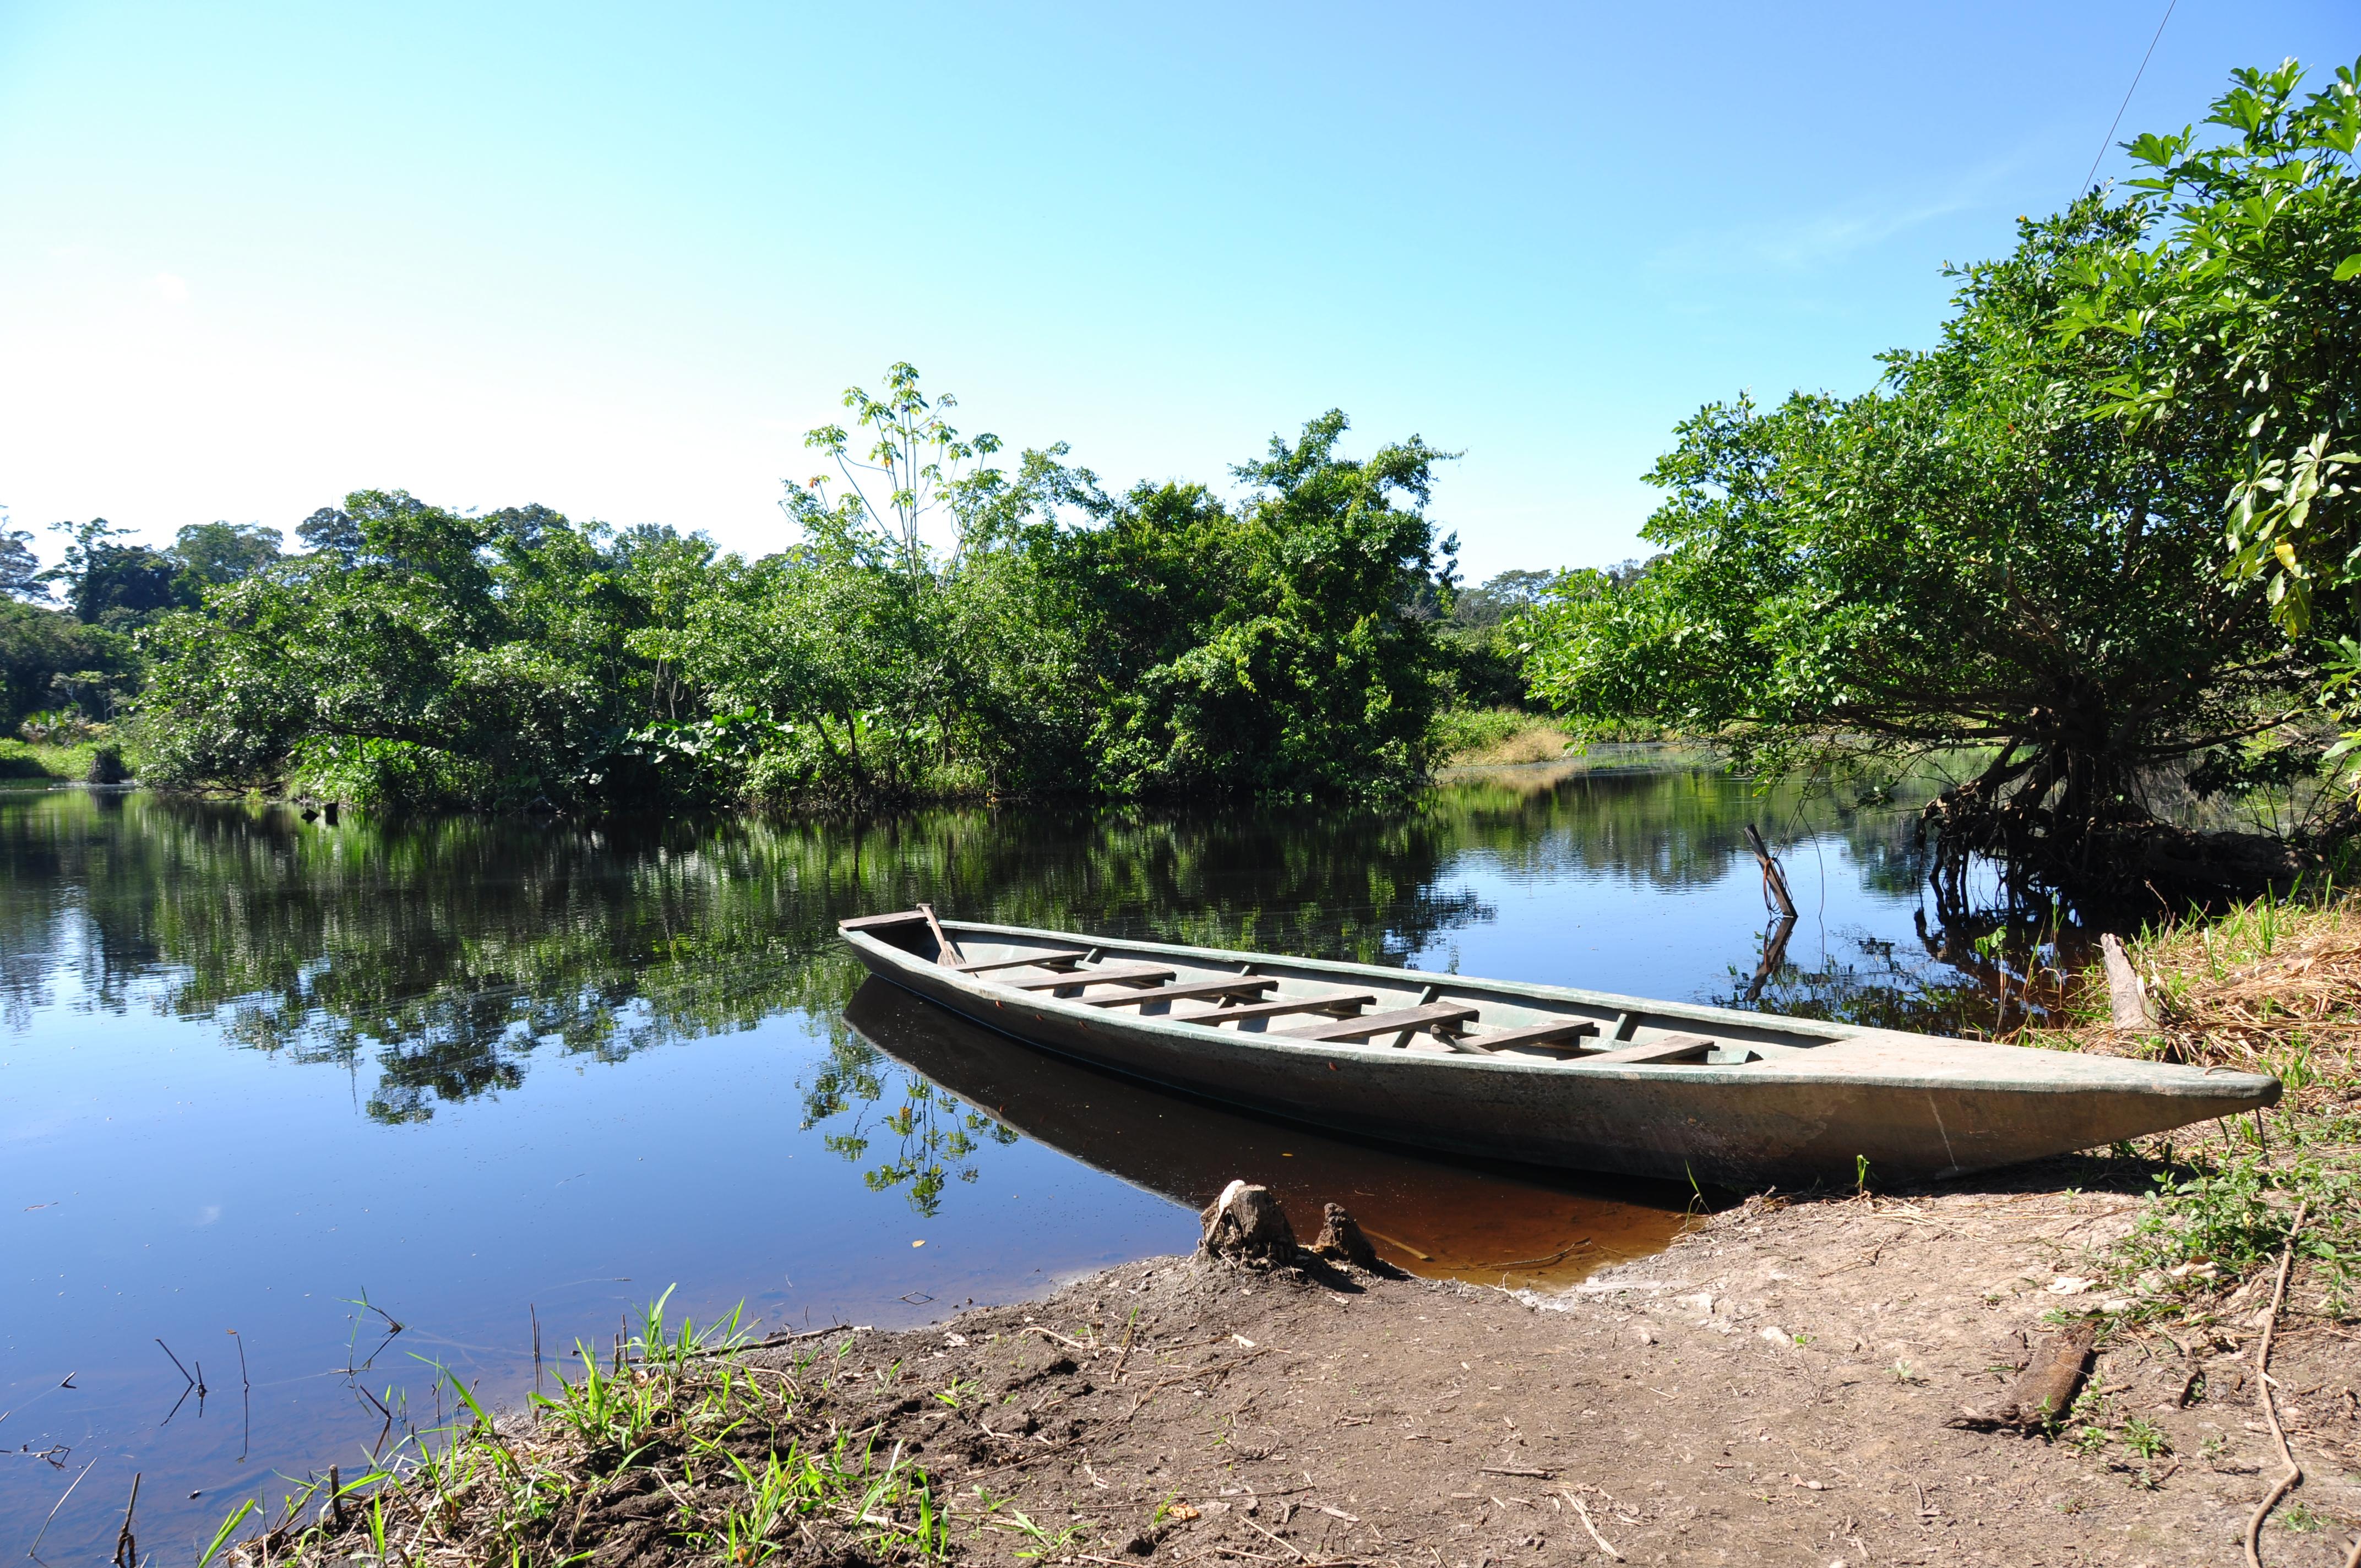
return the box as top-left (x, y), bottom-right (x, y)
top-left (2, 758), bottom-right (2025, 1559)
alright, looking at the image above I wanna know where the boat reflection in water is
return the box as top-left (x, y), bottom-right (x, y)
top-left (842, 978), bottom-right (1694, 1289)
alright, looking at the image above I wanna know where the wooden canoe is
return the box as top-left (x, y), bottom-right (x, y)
top-left (838, 909), bottom-right (2281, 1186)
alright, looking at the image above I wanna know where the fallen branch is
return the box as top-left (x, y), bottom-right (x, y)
top-left (1565, 1492), bottom-right (1622, 1561)
top-left (1946, 1323), bottom-right (2095, 1433)
top-left (2246, 1200), bottom-right (2311, 1568)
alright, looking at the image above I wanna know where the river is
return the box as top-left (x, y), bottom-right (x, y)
top-left (1, 755), bottom-right (2015, 1559)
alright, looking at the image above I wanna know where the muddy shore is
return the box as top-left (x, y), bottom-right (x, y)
top-left (725, 1170), bottom-right (2351, 1568)
top-left (249, 1169), bottom-right (2361, 1568)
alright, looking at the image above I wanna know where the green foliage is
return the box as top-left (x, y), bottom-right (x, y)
top-left (0, 597), bottom-right (136, 726)
top-left (170, 520), bottom-right (284, 589)
top-left (0, 526), bottom-right (41, 600)
top-left (1520, 69), bottom-right (2359, 895)
top-left (2055, 59), bottom-right (2361, 646)
top-left (138, 491), bottom-right (692, 810)
top-left (230, 1289), bottom-right (951, 1568)
top-left (47, 517), bottom-right (187, 627)
top-left (131, 367), bottom-right (1456, 813)
top-left (1063, 411), bottom-right (1455, 804)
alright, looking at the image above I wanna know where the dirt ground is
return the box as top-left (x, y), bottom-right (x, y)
top-left (760, 1170), bottom-right (2361, 1568)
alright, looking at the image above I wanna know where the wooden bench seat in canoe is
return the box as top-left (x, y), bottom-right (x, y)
top-left (1277, 1001), bottom-right (1481, 1043)
top-left (1435, 1016), bottom-right (1603, 1055)
top-left (999, 961), bottom-right (1176, 993)
top-left (1568, 1032), bottom-right (1718, 1065)
top-left (956, 949), bottom-right (1089, 974)
top-left (1174, 992), bottom-right (1379, 1027)
top-left (1084, 976), bottom-right (1279, 1009)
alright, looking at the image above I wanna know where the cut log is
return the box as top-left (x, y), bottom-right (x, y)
top-left (1309, 1203), bottom-right (1378, 1268)
top-left (1199, 1180), bottom-right (1298, 1267)
top-left (1946, 1323), bottom-right (2095, 1433)
top-left (2099, 934), bottom-right (2156, 1031)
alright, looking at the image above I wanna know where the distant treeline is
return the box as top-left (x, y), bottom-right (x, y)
top-left (2, 383), bottom-right (1571, 812)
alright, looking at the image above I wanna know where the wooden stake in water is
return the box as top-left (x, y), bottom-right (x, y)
top-left (112, 1471), bottom-right (141, 1568)
top-left (1743, 825), bottom-right (1797, 919)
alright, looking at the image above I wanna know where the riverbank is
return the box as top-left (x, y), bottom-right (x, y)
top-left (248, 1178), bottom-right (2358, 1568)
top-left (0, 736), bottom-right (122, 781)
top-left (251, 899), bottom-right (2361, 1568)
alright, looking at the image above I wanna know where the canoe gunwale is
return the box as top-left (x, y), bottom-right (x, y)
top-left (838, 918), bottom-right (2279, 1103)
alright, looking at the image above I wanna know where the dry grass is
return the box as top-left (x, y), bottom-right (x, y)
top-left (2049, 893), bottom-right (2361, 1115)
top-left (1429, 705), bottom-right (1573, 767)
top-left (1451, 724), bottom-right (1576, 766)
top-left (2021, 894), bottom-right (2361, 1330)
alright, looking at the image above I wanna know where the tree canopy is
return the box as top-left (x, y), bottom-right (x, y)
top-left (1521, 58), bottom-right (2361, 905)
top-left (132, 371), bottom-right (1459, 813)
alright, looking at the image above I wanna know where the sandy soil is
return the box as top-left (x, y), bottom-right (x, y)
top-left (754, 1176), bottom-right (2360, 1568)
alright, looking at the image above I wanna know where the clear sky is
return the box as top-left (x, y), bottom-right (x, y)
top-left (1, 2), bottom-right (2353, 580)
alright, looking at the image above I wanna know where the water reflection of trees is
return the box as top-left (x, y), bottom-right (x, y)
top-left (1426, 761), bottom-right (1936, 896)
top-left (0, 764), bottom-right (1970, 1123)
top-left (0, 792), bottom-right (1499, 1122)
top-left (799, 1037), bottom-right (1019, 1216)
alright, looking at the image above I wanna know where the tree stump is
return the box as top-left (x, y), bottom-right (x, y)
top-left (1199, 1180), bottom-right (1298, 1267)
top-left (1309, 1203), bottom-right (1378, 1268)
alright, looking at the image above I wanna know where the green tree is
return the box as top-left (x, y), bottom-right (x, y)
top-left (1522, 197), bottom-right (2311, 906)
top-left (137, 492), bottom-right (675, 809)
top-left (171, 521), bottom-right (284, 589)
top-left (0, 601), bottom-right (134, 725)
top-left (48, 518), bottom-right (187, 627)
top-left (0, 526), bottom-right (42, 601)
top-left (1066, 411), bottom-right (1456, 804)
top-left (2055, 58), bottom-right (2361, 733)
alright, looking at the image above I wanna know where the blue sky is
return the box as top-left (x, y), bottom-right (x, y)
top-left (1, 2), bottom-right (2353, 580)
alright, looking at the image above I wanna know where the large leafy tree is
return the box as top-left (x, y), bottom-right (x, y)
top-left (1058, 411), bottom-right (1456, 804)
top-left (170, 521), bottom-right (283, 589)
top-left (2056, 59), bottom-right (2361, 723)
top-left (138, 492), bottom-right (676, 808)
top-left (1523, 197), bottom-right (2313, 906)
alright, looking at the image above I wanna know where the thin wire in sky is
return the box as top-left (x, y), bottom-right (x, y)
top-left (2076, 0), bottom-right (2180, 206)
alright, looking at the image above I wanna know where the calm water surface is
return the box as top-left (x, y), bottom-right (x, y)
top-left (3, 759), bottom-right (2000, 1558)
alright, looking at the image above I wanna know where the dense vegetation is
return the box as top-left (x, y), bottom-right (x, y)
top-left (1521, 58), bottom-right (2361, 905)
top-left (6, 377), bottom-right (1554, 809)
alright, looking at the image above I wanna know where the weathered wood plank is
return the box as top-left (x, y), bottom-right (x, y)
top-left (837, 910), bottom-right (928, 932)
top-left (956, 949), bottom-right (1089, 975)
top-left (1567, 1032), bottom-right (1717, 1066)
top-left (1085, 976), bottom-right (1280, 1009)
top-left (1277, 1002), bottom-right (1481, 1043)
top-left (1174, 993), bottom-right (1378, 1026)
top-left (999, 961), bottom-right (1177, 992)
top-left (1444, 1017), bottom-right (1603, 1054)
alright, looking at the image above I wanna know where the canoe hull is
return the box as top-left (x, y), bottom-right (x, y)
top-left (842, 919), bottom-right (2279, 1187)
